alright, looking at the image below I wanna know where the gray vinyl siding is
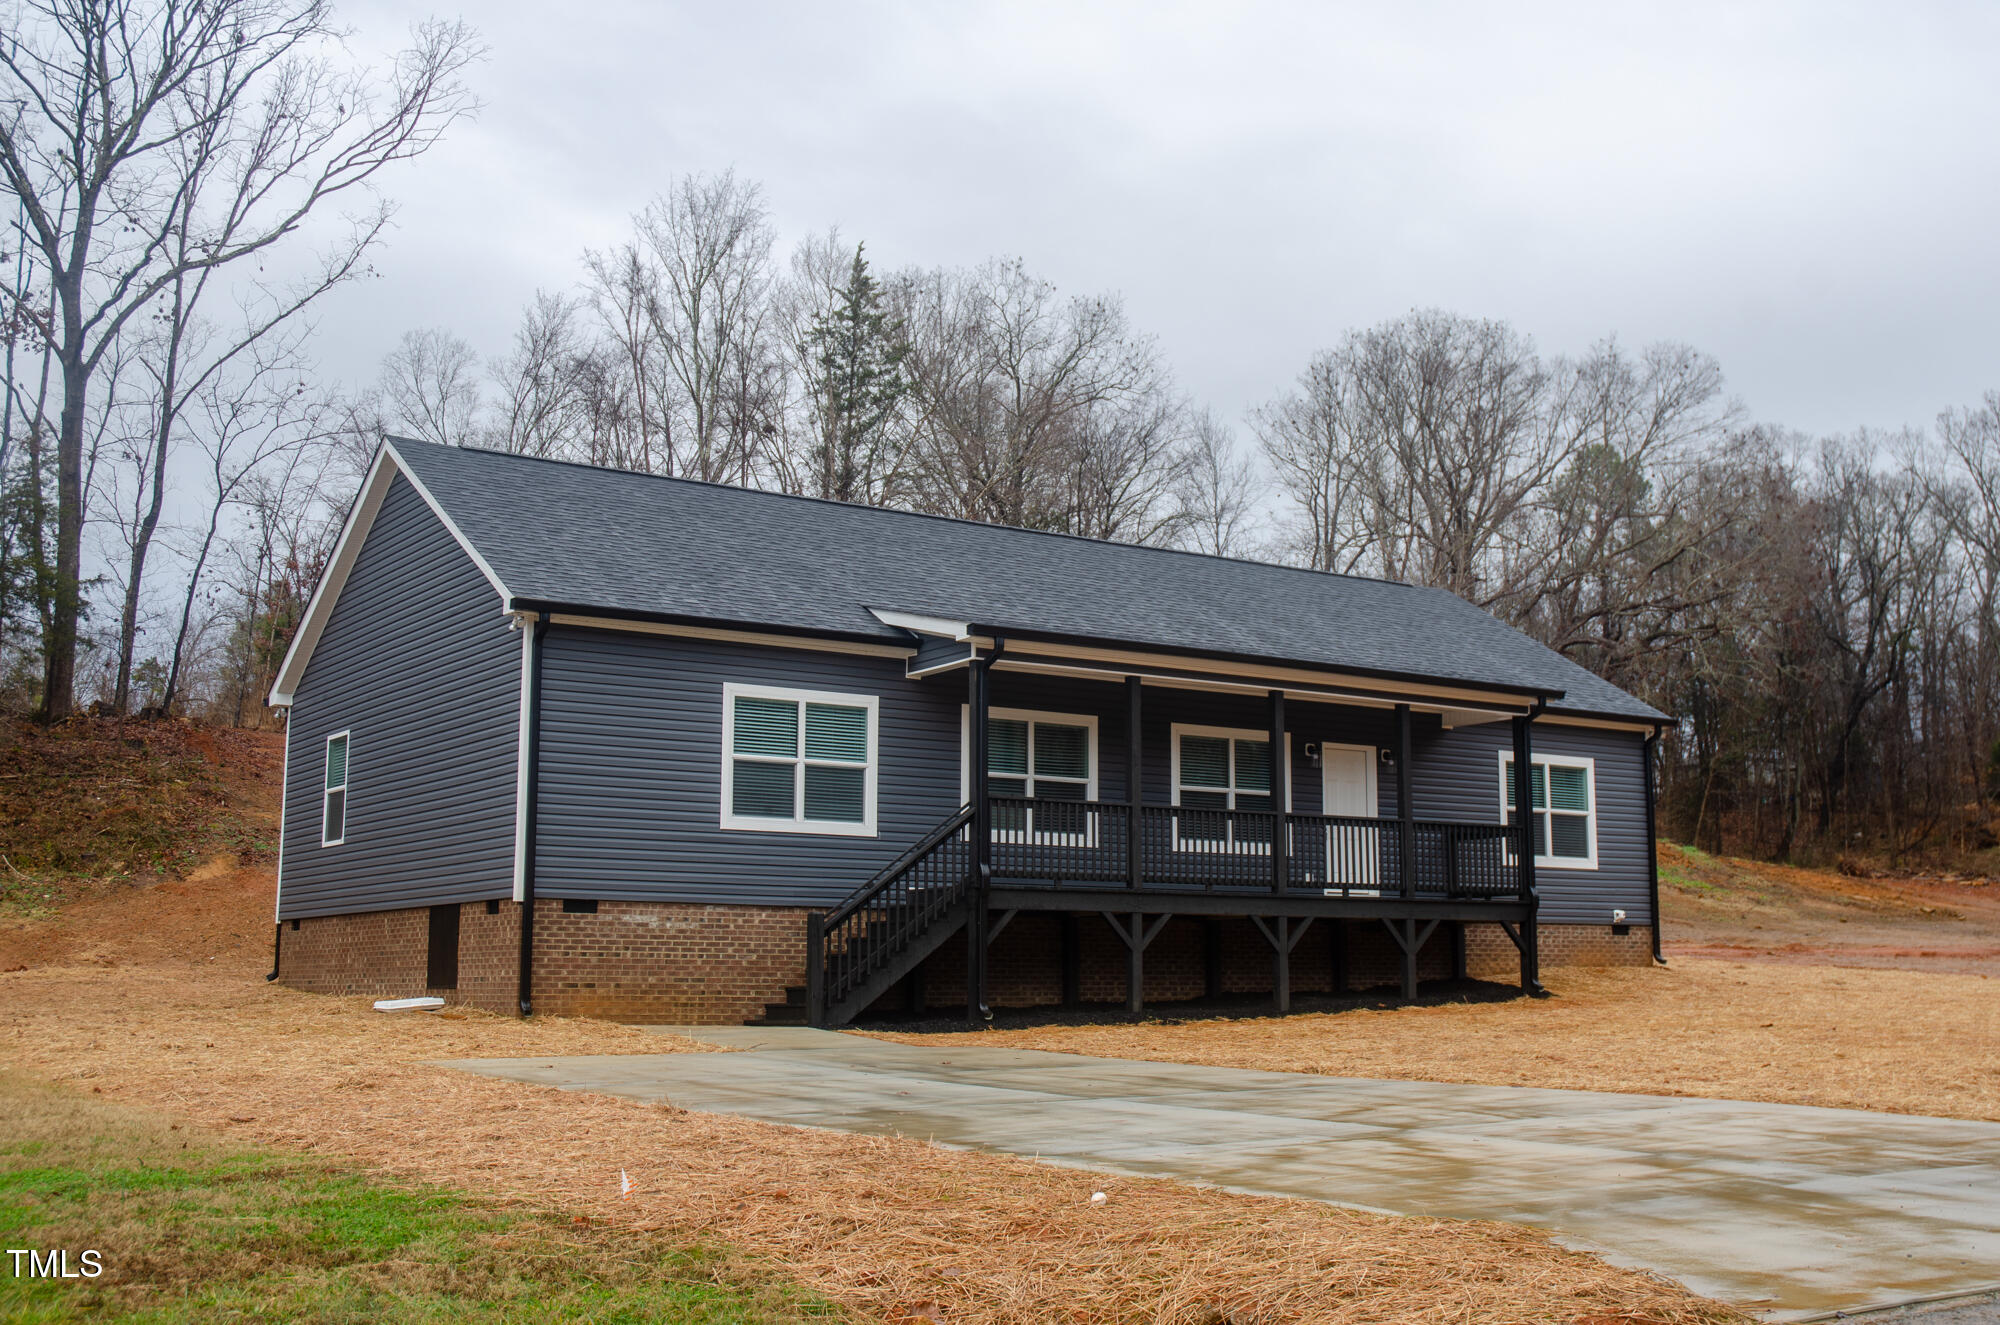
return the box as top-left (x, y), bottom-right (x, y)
top-left (529, 631), bottom-right (1649, 922)
top-left (278, 474), bottom-right (518, 918)
top-left (1410, 720), bottom-right (1652, 925)
top-left (533, 628), bottom-right (965, 907)
top-left (910, 636), bottom-right (975, 674)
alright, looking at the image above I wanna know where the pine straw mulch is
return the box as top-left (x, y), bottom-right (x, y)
top-left (864, 958), bottom-right (2000, 1123)
top-left (0, 962), bottom-right (1745, 1325)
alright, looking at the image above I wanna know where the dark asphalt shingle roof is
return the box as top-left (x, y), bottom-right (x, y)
top-left (390, 439), bottom-right (1665, 722)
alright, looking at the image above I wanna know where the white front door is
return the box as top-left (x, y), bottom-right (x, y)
top-left (1321, 744), bottom-right (1380, 888)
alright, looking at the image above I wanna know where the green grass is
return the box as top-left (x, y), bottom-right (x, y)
top-left (0, 1073), bottom-right (840, 1323)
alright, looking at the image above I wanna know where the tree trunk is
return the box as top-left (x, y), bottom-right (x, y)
top-left (163, 494), bottom-right (226, 712)
top-left (40, 330), bottom-right (87, 722)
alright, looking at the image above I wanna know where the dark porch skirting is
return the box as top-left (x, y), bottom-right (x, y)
top-left (863, 913), bottom-right (1654, 1019)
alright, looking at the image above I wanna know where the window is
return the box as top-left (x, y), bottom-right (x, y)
top-left (1171, 723), bottom-right (1289, 848)
top-left (322, 731), bottom-right (349, 846)
top-left (961, 708), bottom-right (1099, 842)
top-left (1500, 752), bottom-right (1597, 869)
top-left (721, 684), bottom-right (878, 836)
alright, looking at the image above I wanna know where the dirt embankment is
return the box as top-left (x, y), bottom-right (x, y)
top-left (1657, 842), bottom-right (2000, 975)
top-left (0, 717), bottom-right (281, 973)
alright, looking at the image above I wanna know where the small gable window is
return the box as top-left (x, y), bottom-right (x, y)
top-left (721, 684), bottom-right (878, 837)
top-left (322, 731), bottom-right (350, 846)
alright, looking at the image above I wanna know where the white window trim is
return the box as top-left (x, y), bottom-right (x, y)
top-left (957, 706), bottom-right (1101, 803)
top-left (1170, 722), bottom-right (1292, 854)
top-left (1497, 750), bottom-right (1598, 871)
top-left (721, 683), bottom-right (879, 837)
top-left (958, 706), bottom-right (1101, 846)
top-left (321, 729), bottom-right (350, 848)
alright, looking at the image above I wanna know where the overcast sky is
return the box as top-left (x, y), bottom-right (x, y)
top-left (324, 0), bottom-right (2000, 440)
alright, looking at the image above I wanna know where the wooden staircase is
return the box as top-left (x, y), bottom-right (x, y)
top-left (805, 806), bottom-right (977, 1028)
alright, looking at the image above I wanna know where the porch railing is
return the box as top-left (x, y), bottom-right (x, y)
top-left (809, 804), bottom-right (976, 1018)
top-left (987, 796), bottom-right (1518, 898)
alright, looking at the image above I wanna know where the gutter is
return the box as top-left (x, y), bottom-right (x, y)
top-left (505, 598), bottom-right (900, 652)
top-left (517, 610), bottom-right (550, 1017)
top-left (266, 922), bottom-right (281, 981)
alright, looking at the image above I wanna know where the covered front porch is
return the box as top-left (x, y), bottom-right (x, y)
top-left (808, 627), bottom-right (1558, 1028)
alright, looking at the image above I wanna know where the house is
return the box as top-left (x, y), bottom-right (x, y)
top-left (267, 437), bottom-right (1669, 1027)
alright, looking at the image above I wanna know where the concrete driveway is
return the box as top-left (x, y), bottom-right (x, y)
top-left (445, 1027), bottom-right (2000, 1319)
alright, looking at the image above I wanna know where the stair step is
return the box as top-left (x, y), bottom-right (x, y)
top-left (783, 986), bottom-right (806, 1004)
top-left (749, 1002), bottom-right (809, 1026)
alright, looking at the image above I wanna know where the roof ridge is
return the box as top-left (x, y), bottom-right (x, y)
top-left (401, 436), bottom-right (1432, 595)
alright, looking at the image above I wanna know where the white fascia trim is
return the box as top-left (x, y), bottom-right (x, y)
top-left (1439, 707), bottom-right (1517, 729)
top-left (991, 658), bottom-right (1522, 725)
top-left (273, 728), bottom-right (291, 922)
top-left (867, 607), bottom-right (988, 644)
top-left (551, 613), bottom-right (915, 659)
top-left (512, 617), bottom-right (534, 902)
top-left (267, 441), bottom-right (514, 706)
top-left (995, 638), bottom-right (1542, 711)
top-left (1537, 714), bottom-right (1664, 735)
top-left (382, 439), bottom-right (514, 602)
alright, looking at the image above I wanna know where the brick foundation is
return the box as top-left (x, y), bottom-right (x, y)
top-left (281, 898), bottom-right (1651, 1023)
top-left (528, 899), bottom-right (809, 1024)
top-left (278, 899), bottom-right (518, 1013)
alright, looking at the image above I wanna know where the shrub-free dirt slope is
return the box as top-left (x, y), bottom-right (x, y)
top-left (0, 717), bottom-right (283, 972)
top-left (1658, 842), bottom-right (2000, 974)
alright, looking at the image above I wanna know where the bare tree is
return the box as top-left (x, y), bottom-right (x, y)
top-left (0, 0), bottom-right (479, 717)
top-left (162, 340), bottom-right (335, 709)
top-left (623, 170), bottom-right (777, 481)
top-left (897, 258), bottom-right (1187, 539)
top-left (381, 326), bottom-right (481, 446)
top-left (1177, 410), bottom-right (1262, 557)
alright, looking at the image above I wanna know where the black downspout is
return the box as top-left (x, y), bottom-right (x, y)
top-left (517, 611), bottom-right (550, 1018)
top-left (265, 921), bottom-right (281, 981)
top-left (1644, 730), bottom-right (1664, 965)
top-left (966, 649), bottom-right (993, 1024)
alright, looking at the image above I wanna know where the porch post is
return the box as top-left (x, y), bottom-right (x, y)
top-left (1268, 690), bottom-right (1287, 895)
top-left (967, 656), bottom-right (992, 1023)
top-left (1395, 703), bottom-right (1414, 900)
top-left (1127, 913), bottom-right (1144, 1014)
top-left (1060, 914), bottom-right (1081, 1007)
top-left (1126, 676), bottom-right (1143, 890)
top-left (1511, 712), bottom-right (1541, 993)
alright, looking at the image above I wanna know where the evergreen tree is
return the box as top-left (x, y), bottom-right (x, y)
top-left (806, 245), bottom-right (909, 504)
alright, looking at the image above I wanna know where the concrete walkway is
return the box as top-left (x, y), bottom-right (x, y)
top-left (443, 1027), bottom-right (2000, 1320)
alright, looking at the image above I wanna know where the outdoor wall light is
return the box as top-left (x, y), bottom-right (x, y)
top-left (1379, 747), bottom-right (1396, 764)
top-left (1303, 743), bottom-right (1321, 767)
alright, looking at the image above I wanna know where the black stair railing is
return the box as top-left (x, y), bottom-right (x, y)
top-left (807, 805), bottom-right (976, 1025)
